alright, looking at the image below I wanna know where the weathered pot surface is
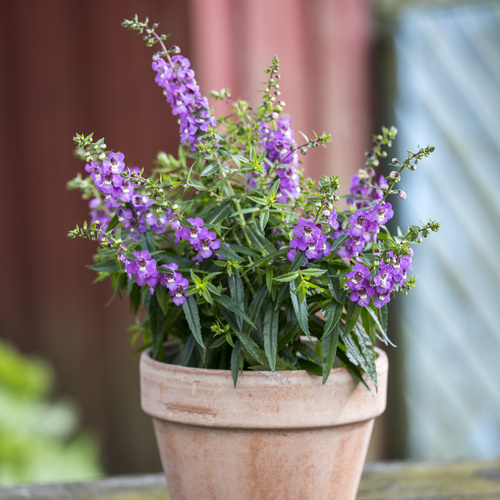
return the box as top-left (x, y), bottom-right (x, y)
top-left (140, 346), bottom-right (388, 500)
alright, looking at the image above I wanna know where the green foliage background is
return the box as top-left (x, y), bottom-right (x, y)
top-left (0, 340), bottom-right (102, 485)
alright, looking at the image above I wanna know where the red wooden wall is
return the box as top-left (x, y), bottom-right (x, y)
top-left (0, 0), bottom-right (375, 474)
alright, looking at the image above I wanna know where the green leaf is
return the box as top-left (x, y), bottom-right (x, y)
top-left (214, 295), bottom-right (255, 329)
top-left (182, 296), bottom-right (205, 349)
top-left (344, 299), bottom-right (361, 338)
top-left (364, 304), bottom-right (395, 346)
top-left (226, 244), bottom-right (261, 258)
top-left (265, 267), bottom-right (274, 293)
top-left (320, 301), bottom-right (343, 340)
top-left (246, 195), bottom-right (267, 206)
top-left (181, 334), bottom-right (197, 366)
top-left (330, 232), bottom-right (350, 252)
top-left (233, 329), bottom-right (266, 365)
top-left (228, 269), bottom-right (245, 330)
top-left (106, 214), bottom-right (120, 233)
top-left (301, 268), bottom-right (327, 277)
top-left (321, 321), bottom-right (340, 384)
top-left (277, 318), bottom-right (301, 350)
top-left (199, 163), bottom-right (220, 177)
top-left (380, 304), bottom-right (388, 338)
top-left (87, 260), bottom-right (119, 273)
top-left (214, 245), bottom-right (246, 263)
top-left (324, 265), bottom-right (344, 303)
top-left (274, 271), bottom-right (299, 283)
top-left (149, 294), bottom-right (165, 361)
top-left (290, 280), bottom-right (311, 340)
top-left (289, 250), bottom-right (307, 272)
top-left (231, 340), bottom-right (244, 387)
top-left (263, 303), bottom-right (279, 371)
top-left (259, 207), bottom-right (270, 233)
top-left (155, 286), bottom-right (170, 317)
top-left (207, 201), bottom-right (232, 225)
top-left (243, 284), bottom-right (268, 336)
top-left (231, 207), bottom-right (260, 217)
top-left (341, 323), bottom-right (377, 389)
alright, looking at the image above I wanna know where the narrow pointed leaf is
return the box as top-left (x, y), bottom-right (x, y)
top-left (215, 294), bottom-right (255, 329)
top-left (290, 280), bottom-right (311, 340)
top-left (321, 321), bottom-right (339, 384)
top-left (263, 303), bottom-right (279, 371)
top-left (320, 301), bottom-right (343, 340)
top-left (228, 268), bottom-right (245, 330)
top-left (182, 295), bottom-right (205, 349)
top-left (344, 299), bottom-right (361, 338)
top-left (259, 207), bottom-right (270, 232)
top-left (231, 340), bottom-right (244, 387)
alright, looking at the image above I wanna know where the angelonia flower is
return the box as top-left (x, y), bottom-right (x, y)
top-left (348, 172), bottom-right (387, 209)
top-left (337, 202), bottom-right (394, 259)
top-left (125, 251), bottom-right (159, 292)
top-left (345, 249), bottom-right (413, 308)
top-left (86, 152), bottom-right (171, 241)
top-left (124, 253), bottom-right (189, 304)
top-left (152, 53), bottom-right (217, 151)
top-left (159, 263), bottom-right (189, 306)
top-left (259, 117), bottom-right (301, 202)
top-left (287, 218), bottom-right (331, 263)
top-left (176, 217), bottom-right (221, 262)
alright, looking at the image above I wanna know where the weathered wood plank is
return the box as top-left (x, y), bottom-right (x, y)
top-left (0, 474), bottom-right (169, 500)
top-left (358, 460), bottom-right (500, 499)
top-left (0, 461), bottom-right (499, 499)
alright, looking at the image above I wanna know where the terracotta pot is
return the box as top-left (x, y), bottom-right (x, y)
top-left (140, 346), bottom-right (388, 500)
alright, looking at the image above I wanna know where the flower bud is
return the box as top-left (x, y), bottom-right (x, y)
top-left (169, 45), bottom-right (181, 54)
top-left (398, 190), bottom-right (407, 200)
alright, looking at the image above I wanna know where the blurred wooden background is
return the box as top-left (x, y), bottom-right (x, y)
top-left (0, 0), bottom-right (376, 474)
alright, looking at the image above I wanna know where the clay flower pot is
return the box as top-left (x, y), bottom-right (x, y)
top-left (140, 346), bottom-right (388, 500)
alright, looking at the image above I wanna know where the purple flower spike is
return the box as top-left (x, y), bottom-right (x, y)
top-left (152, 52), bottom-right (216, 151)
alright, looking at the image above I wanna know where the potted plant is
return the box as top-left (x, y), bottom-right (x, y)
top-left (68, 16), bottom-right (439, 500)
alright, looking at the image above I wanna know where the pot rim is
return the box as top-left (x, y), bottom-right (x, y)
top-left (140, 345), bottom-right (388, 428)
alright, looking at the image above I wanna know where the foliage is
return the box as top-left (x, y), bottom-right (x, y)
top-left (0, 340), bottom-right (102, 484)
top-left (68, 16), bottom-right (439, 388)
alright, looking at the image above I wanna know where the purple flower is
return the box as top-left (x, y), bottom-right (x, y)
top-left (176, 217), bottom-right (205, 244)
top-left (346, 263), bottom-right (372, 291)
top-left (348, 173), bottom-right (387, 209)
top-left (372, 202), bottom-right (394, 226)
top-left (373, 292), bottom-right (391, 308)
top-left (288, 217), bottom-right (331, 262)
top-left (259, 117), bottom-right (301, 202)
top-left (323, 208), bottom-right (340, 230)
top-left (192, 227), bottom-right (221, 261)
top-left (350, 285), bottom-right (375, 307)
top-left (125, 251), bottom-right (159, 293)
top-left (157, 263), bottom-right (189, 306)
top-left (152, 53), bottom-right (216, 151)
top-left (176, 217), bottom-right (221, 261)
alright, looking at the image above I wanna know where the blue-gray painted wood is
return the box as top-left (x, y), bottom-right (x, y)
top-left (393, 2), bottom-right (500, 460)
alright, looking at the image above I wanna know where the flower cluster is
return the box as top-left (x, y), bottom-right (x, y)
top-left (125, 251), bottom-right (189, 304)
top-left (259, 117), bottom-right (301, 202)
top-left (152, 53), bottom-right (217, 151)
top-left (85, 151), bottom-right (170, 240)
top-left (346, 249), bottom-right (413, 308)
top-left (175, 217), bottom-right (221, 262)
top-left (337, 202), bottom-right (394, 259)
top-left (69, 16), bottom-right (438, 385)
top-left (287, 218), bottom-right (331, 263)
